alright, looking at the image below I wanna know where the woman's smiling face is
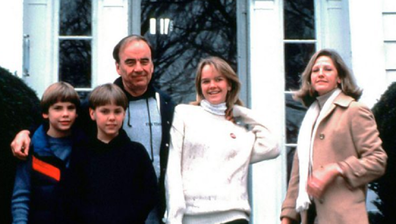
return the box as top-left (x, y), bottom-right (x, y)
top-left (200, 64), bottom-right (230, 105)
top-left (310, 56), bottom-right (340, 96)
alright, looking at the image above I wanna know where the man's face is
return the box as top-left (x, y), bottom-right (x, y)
top-left (116, 40), bottom-right (154, 96)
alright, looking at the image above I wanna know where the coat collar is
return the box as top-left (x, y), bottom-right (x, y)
top-left (315, 91), bottom-right (355, 122)
top-left (333, 92), bottom-right (355, 108)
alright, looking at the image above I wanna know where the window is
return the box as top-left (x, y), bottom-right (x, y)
top-left (141, 0), bottom-right (238, 104)
top-left (58, 0), bottom-right (93, 96)
top-left (283, 0), bottom-right (316, 182)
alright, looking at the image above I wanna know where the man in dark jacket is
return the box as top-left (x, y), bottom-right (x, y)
top-left (11, 35), bottom-right (175, 224)
top-left (111, 35), bottom-right (175, 224)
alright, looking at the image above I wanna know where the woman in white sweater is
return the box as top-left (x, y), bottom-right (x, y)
top-left (164, 56), bottom-right (280, 224)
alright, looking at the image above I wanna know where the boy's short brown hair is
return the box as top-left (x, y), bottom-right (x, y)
top-left (88, 83), bottom-right (128, 110)
top-left (40, 82), bottom-right (80, 114)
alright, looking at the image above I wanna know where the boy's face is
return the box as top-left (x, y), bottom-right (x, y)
top-left (42, 102), bottom-right (78, 137)
top-left (89, 104), bottom-right (126, 143)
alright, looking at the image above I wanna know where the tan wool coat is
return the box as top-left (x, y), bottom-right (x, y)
top-left (281, 93), bottom-right (387, 224)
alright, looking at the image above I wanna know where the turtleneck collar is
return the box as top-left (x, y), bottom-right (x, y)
top-left (316, 88), bottom-right (341, 109)
top-left (200, 99), bottom-right (227, 116)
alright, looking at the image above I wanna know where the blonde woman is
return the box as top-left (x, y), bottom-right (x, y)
top-left (165, 57), bottom-right (279, 224)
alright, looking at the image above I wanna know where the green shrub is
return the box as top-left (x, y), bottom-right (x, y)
top-left (370, 82), bottom-right (396, 224)
top-left (0, 66), bottom-right (41, 224)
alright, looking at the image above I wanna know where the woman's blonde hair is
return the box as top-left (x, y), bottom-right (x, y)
top-left (192, 56), bottom-right (243, 111)
top-left (294, 49), bottom-right (362, 106)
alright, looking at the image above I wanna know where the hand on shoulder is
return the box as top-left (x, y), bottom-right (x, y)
top-left (10, 130), bottom-right (31, 160)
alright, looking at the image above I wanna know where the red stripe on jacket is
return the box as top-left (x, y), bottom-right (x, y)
top-left (32, 156), bottom-right (61, 181)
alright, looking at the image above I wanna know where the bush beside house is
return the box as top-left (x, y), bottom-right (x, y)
top-left (0, 67), bottom-right (41, 224)
top-left (370, 82), bottom-right (396, 224)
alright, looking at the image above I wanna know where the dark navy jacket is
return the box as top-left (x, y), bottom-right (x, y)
top-left (11, 125), bottom-right (85, 224)
top-left (114, 77), bottom-right (175, 221)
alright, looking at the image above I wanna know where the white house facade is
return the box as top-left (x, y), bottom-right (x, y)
top-left (0, 0), bottom-right (395, 223)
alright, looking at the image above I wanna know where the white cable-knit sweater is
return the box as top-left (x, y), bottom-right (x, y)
top-left (164, 104), bottom-right (279, 224)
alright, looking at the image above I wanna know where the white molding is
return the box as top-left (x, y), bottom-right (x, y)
top-left (129, 0), bottom-right (141, 35)
top-left (237, 0), bottom-right (250, 106)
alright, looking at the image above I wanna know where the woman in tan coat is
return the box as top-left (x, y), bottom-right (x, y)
top-left (280, 49), bottom-right (387, 224)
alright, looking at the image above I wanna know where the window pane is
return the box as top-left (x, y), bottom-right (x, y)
top-left (60, 0), bottom-right (92, 36)
top-left (284, 43), bottom-right (315, 91)
top-left (59, 40), bottom-right (92, 88)
top-left (284, 0), bottom-right (315, 39)
top-left (285, 93), bottom-right (306, 144)
top-left (141, 0), bottom-right (237, 104)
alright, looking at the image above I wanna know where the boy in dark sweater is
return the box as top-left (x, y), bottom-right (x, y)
top-left (11, 82), bottom-right (82, 224)
top-left (61, 83), bottom-right (158, 224)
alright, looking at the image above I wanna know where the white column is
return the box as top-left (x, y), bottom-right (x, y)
top-left (317, 0), bottom-right (352, 68)
top-left (249, 0), bottom-right (286, 223)
top-left (348, 0), bottom-right (387, 108)
top-left (96, 0), bottom-right (130, 86)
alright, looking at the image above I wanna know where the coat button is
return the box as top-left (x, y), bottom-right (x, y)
top-left (319, 134), bottom-right (325, 140)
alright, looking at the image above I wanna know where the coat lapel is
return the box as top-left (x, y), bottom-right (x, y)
top-left (320, 93), bottom-right (354, 122)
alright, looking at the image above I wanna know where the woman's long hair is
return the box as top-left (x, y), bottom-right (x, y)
top-left (192, 57), bottom-right (243, 114)
top-left (294, 49), bottom-right (362, 106)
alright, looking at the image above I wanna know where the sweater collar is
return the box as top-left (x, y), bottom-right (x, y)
top-left (91, 129), bottom-right (129, 151)
top-left (200, 99), bottom-right (227, 116)
top-left (114, 77), bottom-right (155, 101)
top-left (316, 88), bottom-right (339, 109)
